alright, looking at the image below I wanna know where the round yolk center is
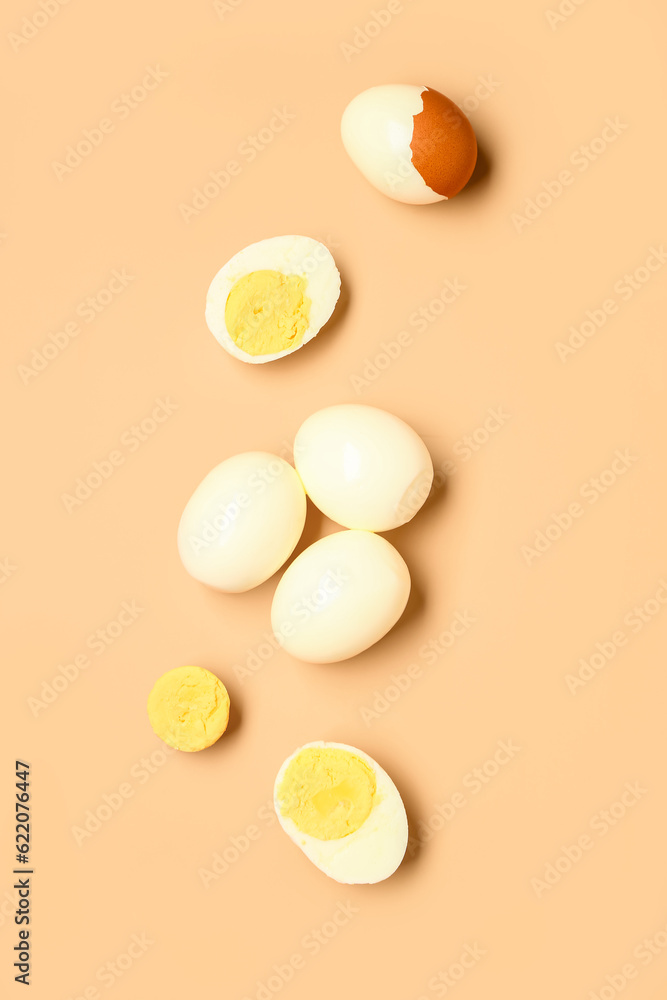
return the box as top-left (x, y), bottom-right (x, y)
top-left (147, 666), bottom-right (230, 752)
top-left (277, 747), bottom-right (376, 840)
top-left (225, 269), bottom-right (311, 357)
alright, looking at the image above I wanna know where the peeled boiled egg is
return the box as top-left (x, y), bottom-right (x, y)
top-left (294, 403), bottom-right (433, 531)
top-left (205, 235), bottom-right (341, 363)
top-left (178, 452), bottom-right (306, 592)
top-left (274, 741), bottom-right (408, 884)
top-left (341, 84), bottom-right (477, 204)
top-left (270, 529), bottom-right (410, 662)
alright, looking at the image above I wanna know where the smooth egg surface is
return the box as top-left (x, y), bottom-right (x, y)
top-left (270, 529), bottom-right (410, 662)
top-left (178, 452), bottom-right (306, 592)
top-left (294, 403), bottom-right (434, 531)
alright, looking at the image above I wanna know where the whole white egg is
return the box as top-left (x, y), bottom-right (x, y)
top-left (178, 452), bottom-right (306, 592)
top-left (270, 529), bottom-right (410, 662)
top-left (294, 404), bottom-right (433, 531)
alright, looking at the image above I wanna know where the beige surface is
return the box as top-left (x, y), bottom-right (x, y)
top-left (2, 0), bottom-right (667, 997)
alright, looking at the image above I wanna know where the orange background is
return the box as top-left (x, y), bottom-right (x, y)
top-left (3, 0), bottom-right (667, 997)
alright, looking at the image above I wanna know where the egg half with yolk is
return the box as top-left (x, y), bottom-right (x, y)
top-left (274, 741), bottom-right (408, 883)
top-left (341, 84), bottom-right (477, 204)
top-left (205, 235), bottom-right (341, 363)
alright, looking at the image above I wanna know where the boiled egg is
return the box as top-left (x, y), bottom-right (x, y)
top-left (205, 235), bottom-right (341, 363)
top-left (178, 452), bottom-right (306, 592)
top-left (294, 403), bottom-right (433, 531)
top-left (274, 741), bottom-right (408, 883)
top-left (341, 84), bottom-right (477, 204)
top-left (270, 529), bottom-right (410, 662)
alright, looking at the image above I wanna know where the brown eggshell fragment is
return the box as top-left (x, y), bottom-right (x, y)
top-left (410, 88), bottom-right (477, 198)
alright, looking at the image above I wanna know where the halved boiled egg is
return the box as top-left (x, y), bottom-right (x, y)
top-left (274, 741), bottom-right (408, 884)
top-left (205, 235), bottom-right (341, 363)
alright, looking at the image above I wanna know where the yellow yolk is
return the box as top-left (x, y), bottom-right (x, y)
top-left (147, 666), bottom-right (230, 752)
top-left (224, 270), bottom-right (311, 357)
top-left (277, 747), bottom-right (376, 840)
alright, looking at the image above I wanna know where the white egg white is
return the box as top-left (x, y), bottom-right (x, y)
top-left (341, 85), bottom-right (444, 205)
top-left (294, 403), bottom-right (434, 531)
top-left (270, 529), bottom-right (411, 663)
top-left (177, 452), bottom-right (306, 592)
top-left (274, 741), bottom-right (409, 884)
top-left (205, 235), bottom-right (341, 364)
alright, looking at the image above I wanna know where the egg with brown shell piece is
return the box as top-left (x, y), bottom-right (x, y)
top-left (341, 84), bottom-right (477, 204)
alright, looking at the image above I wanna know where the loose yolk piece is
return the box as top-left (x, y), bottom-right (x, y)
top-left (147, 665), bottom-right (230, 752)
top-left (225, 269), bottom-right (311, 357)
top-left (278, 747), bottom-right (376, 840)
